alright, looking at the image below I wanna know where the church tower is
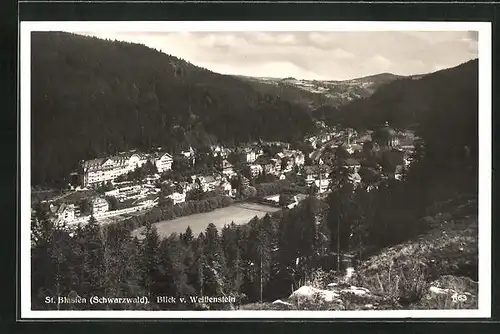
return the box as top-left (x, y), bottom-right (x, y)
top-left (373, 121), bottom-right (398, 149)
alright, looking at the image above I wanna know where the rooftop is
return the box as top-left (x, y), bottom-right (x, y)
top-left (304, 165), bottom-right (331, 174)
top-left (345, 158), bottom-right (361, 166)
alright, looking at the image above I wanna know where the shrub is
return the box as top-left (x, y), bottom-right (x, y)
top-left (415, 275), bottom-right (478, 310)
top-left (354, 260), bottom-right (429, 307)
top-left (304, 268), bottom-right (336, 290)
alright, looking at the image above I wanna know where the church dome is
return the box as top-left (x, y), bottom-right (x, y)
top-left (372, 121), bottom-right (398, 148)
top-left (373, 121), bottom-right (397, 142)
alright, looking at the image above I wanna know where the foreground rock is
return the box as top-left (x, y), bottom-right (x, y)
top-left (277, 283), bottom-right (392, 310)
top-left (271, 299), bottom-right (294, 309)
top-left (290, 285), bottom-right (341, 302)
top-left (417, 275), bottom-right (478, 309)
top-left (266, 275), bottom-right (477, 311)
top-left (288, 285), bottom-right (344, 310)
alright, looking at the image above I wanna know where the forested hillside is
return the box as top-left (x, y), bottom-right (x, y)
top-left (335, 59), bottom-right (477, 128)
top-left (31, 32), bottom-right (316, 186)
top-left (314, 59), bottom-right (478, 172)
top-left (316, 60), bottom-right (477, 137)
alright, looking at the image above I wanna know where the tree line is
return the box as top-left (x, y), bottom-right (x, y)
top-left (32, 196), bottom-right (327, 310)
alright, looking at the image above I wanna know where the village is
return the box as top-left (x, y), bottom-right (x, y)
top-left (27, 28), bottom-right (481, 315)
top-left (33, 122), bottom-right (416, 229)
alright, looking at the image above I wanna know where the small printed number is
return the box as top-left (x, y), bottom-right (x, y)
top-left (451, 294), bottom-right (468, 302)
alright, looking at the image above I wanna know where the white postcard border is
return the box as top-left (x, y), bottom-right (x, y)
top-left (20, 20), bottom-right (492, 319)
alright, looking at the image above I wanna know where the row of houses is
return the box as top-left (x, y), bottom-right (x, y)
top-left (104, 181), bottom-right (160, 204)
top-left (81, 151), bottom-right (174, 187)
top-left (302, 157), bottom-right (364, 193)
top-left (247, 149), bottom-right (306, 176)
top-left (163, 173), bottom-right (234, 198)
top-left (47, 196), bottom-right (110, 224)
top-left (80, 139), bottom-right (310, 188)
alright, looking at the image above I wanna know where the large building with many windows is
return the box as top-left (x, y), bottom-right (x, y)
top-left (81, 151), bottom-right (153, 187)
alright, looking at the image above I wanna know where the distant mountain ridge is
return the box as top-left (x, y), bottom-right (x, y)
top-left (237, 72), bottom-right (404, 109)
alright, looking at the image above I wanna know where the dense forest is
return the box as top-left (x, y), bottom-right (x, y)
top-left (31, 32), bottom-right (316, 186)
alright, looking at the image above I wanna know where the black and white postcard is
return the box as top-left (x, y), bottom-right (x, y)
top-left (20, 21), bottom-right (492, 319)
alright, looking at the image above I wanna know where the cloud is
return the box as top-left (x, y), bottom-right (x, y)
top-left (368, 55), bottom-right (392, 68)
top-left (331, 48), bottom-right (355, 59)
top-left (467, 30), bottom-right (479, 41)
top-left (74, 30), bottom-right (478, 80)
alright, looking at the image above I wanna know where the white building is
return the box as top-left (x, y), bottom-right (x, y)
top-left (168, 192), bottom-right (186, 205)
top-left (91, 197), bottom-right (109, 216)
top-left (135, 196), bottom-right (158, 208)
top-left (152, 152), bottom-right (173, 173)
top-left (198, 175), bottom-right (218, 192)
top-left (179, 146), bottom-right (196, 166)
top-left (349, 172), bottom-right (362, 186)
top-left (55, 203), bottom-right (76, 223)
top-left (181, 146), bottom-right (195, 159)
top-left (315, 179), bottom-right (330, 194)
top-left (245, 151), bottom-right (257, 163)
top-left (131, 153), bottom-right (149, 169)
top-left (304, 166), bottom-right (330, 185)
top-left (211, 145), bottom-right (224, 155)
top-left (239, 146), bottom-right (262, 163)
top-left (81, 152), bottom-right (150, 187)
top-left (265, 194), bottom-right (280, 203)
top-left (105, 184), bottom-right (142, 201)
top-left (294, 152), bottom-right (305, 166)
top-left (249, 164), bottom-right (263, 177)
top-left (216, 181), bottom-right (233, 196)
top-left (221, 160), bottom-right (236, 178)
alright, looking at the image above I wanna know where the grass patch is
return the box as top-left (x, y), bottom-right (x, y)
top-left (351, 199), bottom-right (478, 309)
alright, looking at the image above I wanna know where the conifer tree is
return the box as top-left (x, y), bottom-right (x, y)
top-left (221, 223), bottom-right (244, 294)
top-left (257, 214), bottom-right (274, 303)
top-left (77, 216), bottom-right (106, 304)
top-left (31, 214), bottom-right (74, 310)
top-left (101, 224), bottom-right (143, 308)
top-left (139, 221), bottom-right (160, 298)
top-left (202, 223), bottom-right (228, 298)
top-left (181, 226), bottom-right (194, 246)
top-left (192, 233), bottom-right (206, 297)
top-left (156, 235), bottom-right (193, 309)
top-left (326, 146), bottom-right (354, 272)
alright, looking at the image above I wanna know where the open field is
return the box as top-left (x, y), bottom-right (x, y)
top-left (132, 202), bottom-right (280, 238)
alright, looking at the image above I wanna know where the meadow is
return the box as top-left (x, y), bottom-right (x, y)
top-left (132, 202), bottom-right (280, 238)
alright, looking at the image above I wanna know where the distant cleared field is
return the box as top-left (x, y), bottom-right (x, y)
top-left (132, 202), bottom-right (280, 239)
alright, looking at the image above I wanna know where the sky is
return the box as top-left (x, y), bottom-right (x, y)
top-left (75, 30), bottom-right (478, 81)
